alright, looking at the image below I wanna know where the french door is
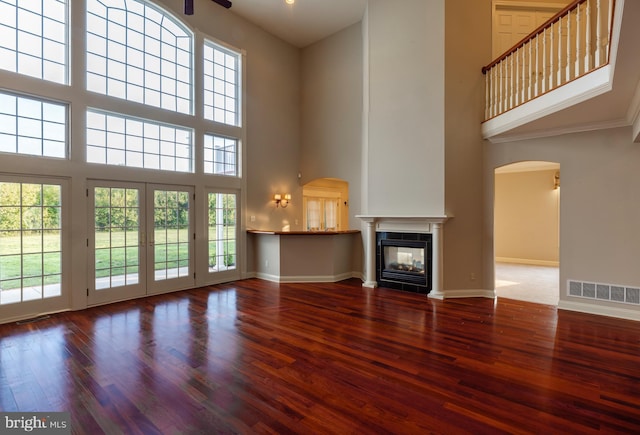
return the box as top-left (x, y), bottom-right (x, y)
top-left (88, 181), bottom-right (194, 305)
top-left (0, 176), bottom-right (69, 322)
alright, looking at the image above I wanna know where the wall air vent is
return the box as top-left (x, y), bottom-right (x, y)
top-left (568, 280), bottom-right (640, 305)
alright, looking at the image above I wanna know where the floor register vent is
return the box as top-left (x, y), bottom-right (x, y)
top-left (568, 280), bottom-right (640, 305)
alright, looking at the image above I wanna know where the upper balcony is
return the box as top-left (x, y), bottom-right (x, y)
top-left (482, 0), bottom-right (640, 143)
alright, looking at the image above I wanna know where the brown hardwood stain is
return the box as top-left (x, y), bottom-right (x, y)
top-left (1, 278), bottom-right (640, 434)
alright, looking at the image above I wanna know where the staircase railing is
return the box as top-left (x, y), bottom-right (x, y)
top-left (482, 0), bottom-right (615, 121)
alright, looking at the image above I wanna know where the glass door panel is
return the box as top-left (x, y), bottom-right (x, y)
top-left (88, 182), bottom-right (194, 304)
top-left (0, 177), bottom-right (68, 322)
top-left (207, 192), bottom-right (237, 273)
top-left (148, 185), bottom-right (194, 294)
top-left (88, 181), bottom-right (145, 305)
top-left (0, 183), bottom-right (62, 303)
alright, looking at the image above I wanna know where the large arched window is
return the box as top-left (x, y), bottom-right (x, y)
top-left (86, 0), bottom-right (193, 114)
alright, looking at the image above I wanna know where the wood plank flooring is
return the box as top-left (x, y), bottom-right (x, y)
top-left (1, 278), bottom-right (640, 434)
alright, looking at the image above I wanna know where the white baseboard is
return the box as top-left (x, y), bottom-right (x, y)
top-left (496, 257), bottom-right (559, 267)
top-left (430, 289), bottom-right (496, 299)
top-left (254, 271), bottom-right (360, 284)
top-left (558, 299), bottom-right (640, 321)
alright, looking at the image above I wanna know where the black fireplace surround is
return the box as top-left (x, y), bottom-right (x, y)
top-left (376, 232), bottom-right (432, 294)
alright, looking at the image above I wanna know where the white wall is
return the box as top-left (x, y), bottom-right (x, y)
top-left (363, 0), bottom-right (445, 216)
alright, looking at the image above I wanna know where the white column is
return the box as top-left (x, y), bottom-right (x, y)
top-left (428, 222), bottom-right (445, 300)
top-left (362, 218), bottom-right (378, 288)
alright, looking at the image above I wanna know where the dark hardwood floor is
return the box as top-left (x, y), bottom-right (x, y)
top-left (1, 278), bottom-right (640, 434)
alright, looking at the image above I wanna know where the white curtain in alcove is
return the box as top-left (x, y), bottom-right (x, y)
top-left (307, 199), bottom-right (321, 230)
top-left (325, 200), bottom-right (337, 230)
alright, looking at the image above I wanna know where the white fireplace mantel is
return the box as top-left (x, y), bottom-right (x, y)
top-left (356, 215), bottom-right (450, 299)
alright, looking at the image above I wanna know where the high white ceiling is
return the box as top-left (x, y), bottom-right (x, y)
top-left (229, 0), bottom-right (367, 48)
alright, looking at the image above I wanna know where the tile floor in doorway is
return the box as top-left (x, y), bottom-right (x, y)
top-left (495, 262), bottom-right (559, 306)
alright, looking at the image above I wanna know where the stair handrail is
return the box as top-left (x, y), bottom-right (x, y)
top-left (481, 0), bottom-right (616, 120)
top-left (483, 0), bottom-right (587, 74)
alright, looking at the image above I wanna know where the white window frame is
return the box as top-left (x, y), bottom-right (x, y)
top-left (0, 174), bottom-right (70, 316)
top-left (0, 0), bottom-right (69, 84)
top-left (203, 40), bottom-right (241, 127)
top-left (205, 189), bottom-right (240, 281)
top-left (85, 0), bottom-right (194, 114)
top-left (0, 91), bottom-right (68, 159)
top-left (86, 108), bottom-right (194, 172)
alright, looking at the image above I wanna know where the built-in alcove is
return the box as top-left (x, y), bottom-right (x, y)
top-left (302, 178), bottom-right (348, 231)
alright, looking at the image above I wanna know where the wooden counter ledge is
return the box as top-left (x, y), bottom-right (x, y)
top-left (247, 229), bottom-right (360, 235)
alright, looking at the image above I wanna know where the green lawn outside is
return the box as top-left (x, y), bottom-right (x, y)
top-left (0, 231), bottom-right (61, 286)
top-left (1, 226), bottom-right (236, 286)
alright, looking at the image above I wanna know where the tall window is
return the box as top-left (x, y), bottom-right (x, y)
top-left (208, 192), bottom-right (236, 272)
top-left (0, 92), bottom-right (67, 158)
top-left (0, 181), bottom-right (62, 305)
top-left (204, 41), bottom-right (240, 126)
top-left (86, 0), bottom-right (193, 114)
top-left (204, 134), bottom-right (237, 176)
top-left (0, 0), bottom-right (68, 84)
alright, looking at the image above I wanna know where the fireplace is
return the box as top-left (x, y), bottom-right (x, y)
top-left (356, 215), bottom-right (447, 299)
top-left (376, 232), bottom-right (432, 294)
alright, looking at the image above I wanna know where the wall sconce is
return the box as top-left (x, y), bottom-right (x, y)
top-left (553, 171), bottom-right (560, 190)
top-left (274, 193), bottom-right (291, 208)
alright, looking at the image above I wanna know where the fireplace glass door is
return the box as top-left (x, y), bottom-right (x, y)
top-left (384, 246), bottom-right (425, 274)
top-left (378, 236), bottom-right (431, 290)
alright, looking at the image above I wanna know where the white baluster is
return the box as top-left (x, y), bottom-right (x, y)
top-left (595, 0), bottom-right (603, 66)
top-left (492, 66), bottom-right (498, 117)
top-left (606, 0), bottom-right (613, 63)
top-left (528, 40), bottom-right (533, 101)
top-left (541, 29), bottom-right (547, 94)
top-left (558, 16), bottom-right (563, 85)
top-left (585, 0), bottom-right (592, 73)
top-left (514, 48), bottom-right (520, 106)
top-left (521, 47), bottom-right (526, 103)
top-left (508, 54), bottom-right (514, 110)
top-left (566, 10), bottom-right (572, 82)
top-left (575, 4), bottom-right (581, 76)
top-left (549, 22), bottom-right (555, 90)
top-left (500, 60), bottom-right (505, 114)
top-left (485, 70), bottom-right (490, 119)
top-left (533, 35), bottom-right (539, 97)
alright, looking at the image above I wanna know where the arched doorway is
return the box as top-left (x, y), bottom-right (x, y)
top-left (494, 161), bottom-right (560, 305)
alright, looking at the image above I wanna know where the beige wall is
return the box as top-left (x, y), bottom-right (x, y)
top-left (486, 127), bottom-right (640, 312)
top-left (444, 0), bottom-right (492, 291)
top-left (300, 23), bottom-right (363, 230)
top-left (495, 169), bottom-right (560, 264)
